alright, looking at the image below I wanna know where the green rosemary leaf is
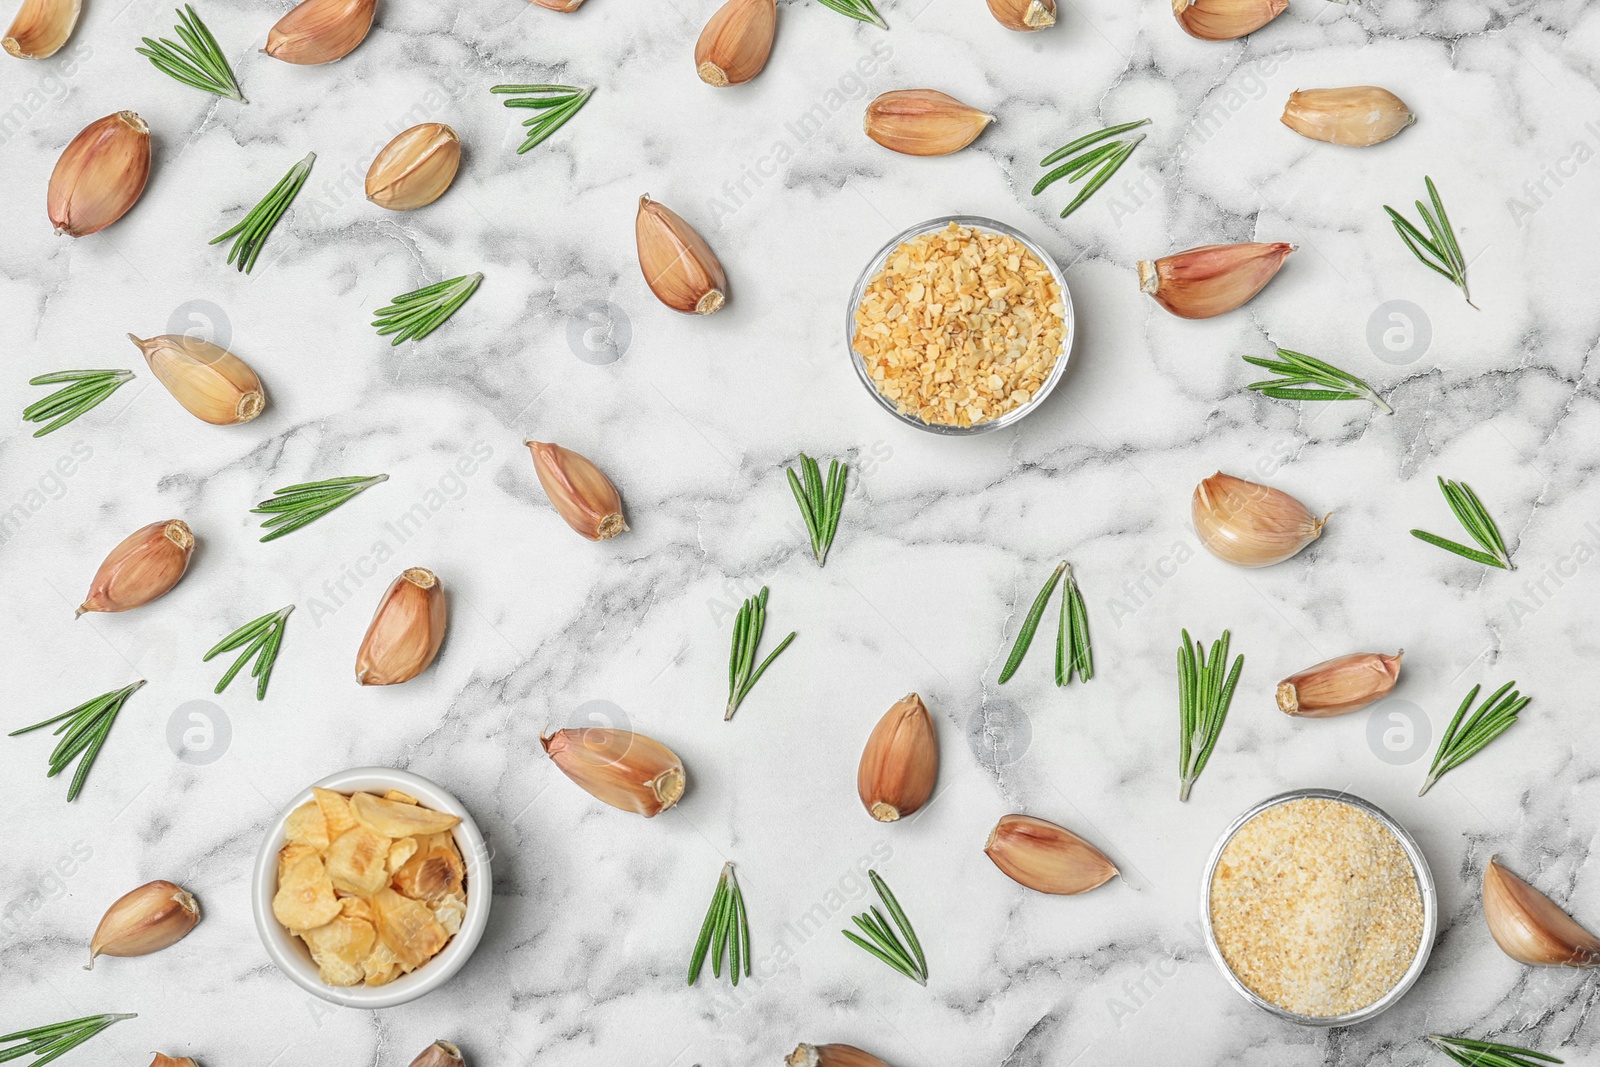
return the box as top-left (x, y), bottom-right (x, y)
top-left (999, 561), bottom-right (1064, 683)
top-left (252, 474), bottom-right (386, 542)
top-left (1427, 1033), bottom-right (1563, 1067)
top-left (373, 273), bottom-right (483, 344)
top-left (0, 1015), bottom-right (136, 1067)
top-left (842, 929), bottom-right (919, 981)
top-left (136, 5), bottom-right (244, 102)
top-left (1040, 117), bottom-right (1150, 167)
top-left (1419, 680), bottom-right (1529, 795)
top-left (712, 882), bottom-right (732, 978)
top-left (491, 84), bottom-right (594, 154)
top-left (204, 605), bottom-right (292, 700)
top-left (688, 867), bottom-right (729, 985)
top-left (1034, 141), bottom-right (1122, 195)
top-left (725, 586), bottom-right (795, 720)
top-left (1385, 176), bottom-right (1477, 307)
top-left (1054, 575), bottom-right (1067, 686)
top-left (210, 152), bottom-right (314, 274)
top-left (813, 0), bottom-right (888, 28)
top-left (1066, 569), bottom-right (1092, 682)
top-left (1177, 629), bottom-right (1242, 802)
top-left (1412, 477), bottom-right (1513, 569)
top-left (1243, 348), bottom-right (1392, 413)
top-left (1059, 137), bottom-right (1142, 219)
top-left (12, 682), bottom-right (145, 802)
top-left (1409, 530), bottom-right (1503, 568)
top-left (869, 869), bottom-right (926, 980)
top-left (843, 870), bottom-right (926, 984)
top-left (23, 370), bottom-right (135, 437)
top-left (787, 453), bottom-right (848, 565)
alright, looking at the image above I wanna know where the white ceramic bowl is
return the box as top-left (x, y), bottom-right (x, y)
top-left (251, 767), bottom-right (492, 1008)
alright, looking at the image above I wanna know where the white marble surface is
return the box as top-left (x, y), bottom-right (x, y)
top-left (3, 0), bottom-right (1600, 1063)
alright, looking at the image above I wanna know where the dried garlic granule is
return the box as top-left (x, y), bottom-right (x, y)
top-left (1208, 797), bottom-right (1424, 1017)
top-left (853, 222), bottom-right (1065, 428)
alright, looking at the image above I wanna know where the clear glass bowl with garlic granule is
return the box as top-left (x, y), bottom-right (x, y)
top-left (850, 221), bottom-right (1068, 431)
top-left (1206, 795), bottom-right (1428, 1020)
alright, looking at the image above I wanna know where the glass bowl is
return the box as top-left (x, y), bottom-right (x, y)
top-left (844, 214), bottom-right (1076, 436)
top-left (1198, 788), bottom-right (1438, 1027)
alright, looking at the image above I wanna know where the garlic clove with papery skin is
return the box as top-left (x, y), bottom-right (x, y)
top-left (89, 880), bottom-right (200, 967)
top-left (1138, 242), bottom-right (1294, 318)
top-left (636, 194), bottom-right (727, 314)
top-left (149, 1055), bottom-right (198, 1067)
top-left (78, 520), bottom-right (194, 617)
top-left (864, 89), bottom-right (994, 156)
top-left (355, 568), bottom-right (446, 685)
top-left (128, 333), bottom-right (265, 425)
top-left (1172, 0), bottom-right (1286, 40)
top-left (530, 0), bottom-right (582, 8)
top-left (787, 1045), bottom-right (890, 1067)
top-left (984, 814), bottom-right (1119, 895)
top-left (1192, 472), bottom-right (1325, 568)
top-left (366, 123), bottom-right (460, 211)
top-left (542, 728), bottom-right (686, 817)
top-left (47, 111), bottom-right (150, 237)
top-left (1277, 652), bottom-right (1402, 717)
top-left (694, 0), bottom-right (775, 87)
top-left (407, 1041), bottom-right (465, 1067)
top-left (987, 0), bottom-right (1054, 30)
top-left (857, 693), bottom-right (939, 822)
top-left (1281, 86), bottom-right (1414, 147)
top-left (1483, 857), bottom-right (1600, 967)
top-left (3, 0), bottom-right (80, 57)
top-left (264, 0), bottom-right (376, 64)
top-left (525, 441), bottom-right (627, 540)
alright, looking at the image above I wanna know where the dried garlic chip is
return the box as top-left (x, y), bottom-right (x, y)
top-left (372, 887), bottom-right (449, 969)
top-left (313, 787), bottom-right (358, 837)
top-left (384, 789), bottom-right (420, 805)
top-left (351, 791), bottom-right (462, 838)
top-left (393, 841), bottom-right (464, 902)
top-left (362, 938), bottom-right (403, 986)
top-left (273, 848), bottom-right (342, 931)
top-left (327, 826), bottom-right (392, 896)
top-left (302, 915), bottom-right (376, 987)
top-left (339, 896), bottom-right (375, 924)
top-left (389, 836), bottom-right (419, 873)
top-left (284, 800), bottom-right (330, 850)
top-left (432, 892), bottom-right (466, 936)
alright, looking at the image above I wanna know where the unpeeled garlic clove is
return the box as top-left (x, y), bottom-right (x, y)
top-left (1192, 472), bottom-right (1325, 568)
top-left (530, 0), bottom-right (582, 8)
top-left (408, 1041), bottom-right (464, 1067)
top-left (1277, 651), bottom-right (1402, 717)
top-left (366, 123), bottom-right (460, 211)
top-left (525, 440), bottom-right (627, 540)
top-left (150, 1055), bottom-right (199, 1067)
top-left (857, 693), bottom-right (938, 822)
top-left (542, 728), bottom-right (686, 817)
top-left (984, 814), bottom-right (1118, 895)
top-left (636, 194), bottom-right (727, 314)
top-left (3, 0), bottom-right (80, 57)
top-left (864, 89), bottom-right (994, 156)
top-left (264, 0), bottom-right (376, 64)
top-left (48, 111), bottom-right (150, 237)
top-left (787, 1045), bottom-right (889, 1067)
top-left (128, 333), bottom-right (266, 425)
top-left (1483, 857), bottom-right (1600, 968)
top-left (987, 0), bottom-right (1054, 31)
top-left (1281, 86), bottom-right (1413, 147)
top-left (78, 520), bottom-right (194, 617)
top-left (1138, 242), bottom-right (1294, 318)
top-left (89, 880), bottom-right (200, 967)
top-left (355, 567), bottom-right (447, 686)
top-left (1172, 0), bottom-right (1286, 40)
top-left (695, 0), bottom-right (775, 87)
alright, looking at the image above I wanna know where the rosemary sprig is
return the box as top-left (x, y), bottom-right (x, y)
top-left (136, 5), bottom-right (244, 102)
top-left (0, 1013), bottom-right (137, 1067)
top-left (725, 586), bottom-right (796, 720)
top-left (999, 561), bottom-right (1063, 683)
top-left (373, 273), bottom-right (483, 345)
top-left (210, 152), bottom-right (314, 274)
top-left (1055, 564), bottom-right (1092, 686)
top-left (687, 862), bottom-right (751, 987)
top-left (1177, 629), bottom-right (1243, 802)
top-left (1035, 119), bottom-right (1150, 219)
top-left (1427, 1034), bottom-right (1562, 1067)
top-left (1411, 477), bottom-right (1514, 570)
top-left (1243, 348), bottom-right (1393, 414)
top-left (842, 870), bottom-right (927, 985)
top-left (204, 605), bottom-right (293, 700)
top-left (1384, 176), bottom-right (1477, 308)
top-left (10, 682), bottom-right (146, 802)
top-left (23, 370), bottom-right (134, 437)
top-left (490, 84), bottom-right (594, 155)
top-left (1418, 680), bottom-right (1530, 796)
top-left (787, 453), bottom-right (847, 566)
top-left (252, 474), bottom-right (388, 542)
top-left (813, 0), bottom-right (888, 28)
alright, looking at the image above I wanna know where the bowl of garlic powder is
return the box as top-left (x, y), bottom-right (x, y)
top-left (846, 216), bottom-right (1074, 435)
top-left (1199, 788), bottom-right (1438, 1026)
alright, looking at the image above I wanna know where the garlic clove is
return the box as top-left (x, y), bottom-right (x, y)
top-left (1137, 242), bottom-right (1294, 318)
top-left (128, 333), bottom-right (265, 425)
top-left (47, 111), bottom-right (150, 237)
top-left (77, 520), bottom-right (194, 617)
top-left (150, 1056), bottom-right (199, 1067)
top-left (264, 0), bottom-right (376, 64)
top-left (355, 568), bottom-right (447, 686)
top-left (366, 123), bottom-right (460, 211)
top-left (1192, 472), bottom-right (1325, 568)
top-left (525, 440), bottom-right (627, 540)
top-left (1281, 86), bottom-right (1414, 147)
top-left (542, 728), bottom-right (686, 817)
top-left (695, 0), bottom-right (775, 87)
top-left (987, 0), bottom-right (1054, 30)
top-left (1277, 651), bottom-right (1402, 717)
top-left (3, 0), bottom-right (79, 57)
top-left (408, 1041), bottom-right (464, 1067)
top-left (89, 880), bottom-right (200, 967)
top-left (1172, 0), bottom-right (1286, 40)
top-left (864, 89), bottom-right (994, 156)
top-left (636, 194), bottom-right (727, 314)
top-left (857, 692), bottom-right (939, 822)
top-left (1483, 857), bottom-right (1600, 968)
top-left (530, 0), bottom-right (583, 8)
top-left (984, 814), bottom-right (1119, 895)
top-left (786, 1045), bottom-right (889, 1067)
